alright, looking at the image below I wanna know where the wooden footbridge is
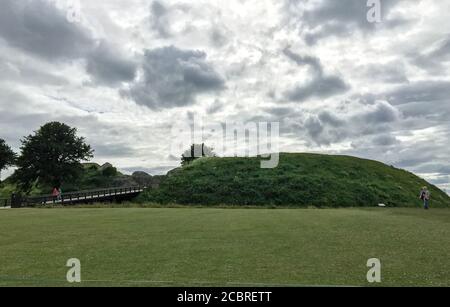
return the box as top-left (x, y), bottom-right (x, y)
top-left (1, 186), bottom-right (146, 209)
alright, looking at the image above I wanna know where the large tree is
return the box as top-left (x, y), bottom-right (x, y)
top-left (181, 143), bottom-right (215, 166)
top-left (15, 122), bottom-right (94, 192)
top-left (0, 138), bottom-right (16, 180)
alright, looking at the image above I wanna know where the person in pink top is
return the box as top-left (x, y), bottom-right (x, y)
top-left (52, 187), bottom-right (59, 199)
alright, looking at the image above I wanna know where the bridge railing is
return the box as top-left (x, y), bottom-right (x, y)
top-left (20, 186), bottom-right (146, 207)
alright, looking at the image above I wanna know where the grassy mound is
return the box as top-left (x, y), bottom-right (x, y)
top-left (138, 153), bottom-right (450, 207)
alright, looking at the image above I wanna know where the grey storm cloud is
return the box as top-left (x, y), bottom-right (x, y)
top-left (429, 176), bottom-right (450, 186)
top-left (372, 134), bottom-right (398, 146)
top-left (399, 136), bottom-right (450, 168)
top-left (304, 116), bottom-right (325, 140)
top-left (300, 114), bottom-right (350, 146)
top-left (124, 46), bottom-right (225, 110)
top-left (262, 99), bottom-right (401, 146)
top-left (0, 61), bottom-right (69, 86)
top-left (360, 62), bottom-right (409, 84)
top-left (414, 163), bottom-right (450, 176)
top-left (385, 81), bottom-right (450, 105)
top-left (207, 99), bottom-right (225, 114)
top-left (361, 100), bottom-right (401, 124)
top-left (398, 100), bottom-right (450, 122)
top-left (350, 133), bottom-right (399, 148)
top-left (284, 75), bottom-right (349, 102)
top-left (85, 42), bottom-right (137, 86)
top-left (0, 0), bottom-right (136, 86)
top-left (318, 111), bottom-right (345, 127)
top-left (296, 100), bottom-right (401, 146)
top-left (149, 1), bottom-right (193, 39)
top-left (282, 48), bottom-right (349, 102)
top-left (300, 0), bottom-right (408, 44)
top-left (265, 106), bottom-right (298, 117)
top-left (429, 35), bottom-right (450, 59)
top-left (283, 49), bottom-right (323, 74)
top-left (150, 1), bottom-right (172, 38)
top-left (0, 0), bottom-right (92, 60)
top-left (411, 34), bottom-right (450, 73)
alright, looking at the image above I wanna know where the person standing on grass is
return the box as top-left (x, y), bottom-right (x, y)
top-left (419, 186), bottom-right (431, 210)
top-left (52, 187), bottom-right (59, 200)
top-left (58, 187), bottom-right (63, 201)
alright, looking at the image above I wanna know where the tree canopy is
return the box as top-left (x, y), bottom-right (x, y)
top-left (181, 143), bottom-right (215, 166)
top-left (0, 138), bottom-right (16, 177)
top-left (14, 122), bottom-right (94, 192)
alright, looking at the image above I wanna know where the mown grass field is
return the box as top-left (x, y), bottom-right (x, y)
top-left (0, 207), bottom-right (449, 287)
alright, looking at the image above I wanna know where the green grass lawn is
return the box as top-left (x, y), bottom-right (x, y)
top-left (0, 208), bottom-right (449, 287)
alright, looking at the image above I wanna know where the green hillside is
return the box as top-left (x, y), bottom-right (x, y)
top-left (138, 153), bottom-right (450, 208)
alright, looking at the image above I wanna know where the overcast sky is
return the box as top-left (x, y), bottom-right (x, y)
top-left (0, 0), bottom-right (449, 194)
